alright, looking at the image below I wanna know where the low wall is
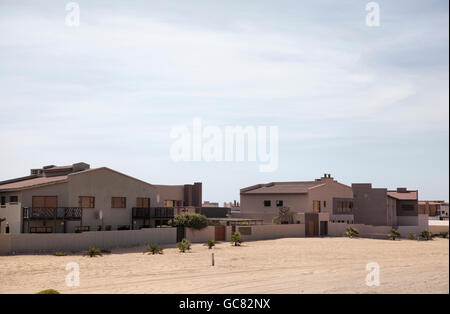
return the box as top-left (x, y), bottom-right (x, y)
top-left (329, 223), bottom-right (429, 239)
top-left (185, 226), bottom-right (215, 243)
top-left (0, 228), bottom-right (177, 255)
top-left (235, 224), bottom-right (305, 241)
top-left (429, 221), bottom-right (449, 235)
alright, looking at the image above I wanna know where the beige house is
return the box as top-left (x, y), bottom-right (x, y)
top-left (237, 174), bottom-right (354, 236)
top-left (0, 163), bottom-right (202, 234)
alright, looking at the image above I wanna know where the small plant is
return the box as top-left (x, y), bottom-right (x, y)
top-left (231, 232), bottom-right (242, 246)
top-left (205, 240), bottom-right (215, 249)
top-left (145, 244), bottom-right (163, 255)
top-left (240, 221), bottom-right (249, 226)
top-left (407, 233), bottom-right (415, 240)
top-left (389, 229), bottom-right (401, 240)
top-left (345, 227), bottom-right (359, 238)
top-left (439, 232), bottom-right (449, 239)
top-left (36, 289), bottom-right (60, 294)
top-left (177, 238), bottom-right (192, 253)
top-left (420, 230), bottom-right (433, 241)
top-left (84, 248), bottom-right (103, 257)
top-left (100, 249), bottom-right (111, 254)
top-left (272, 216), bottom-right (281, 224)
top-left (54, 252), bottom-right (67, 256)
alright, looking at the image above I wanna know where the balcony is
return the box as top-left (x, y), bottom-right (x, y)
top-left (22, 207), bottom-right (82, 220)
top-left (132, 207), bottom-right (174, 219)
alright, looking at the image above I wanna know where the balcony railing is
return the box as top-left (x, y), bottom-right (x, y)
top-left (22, 207), bottom-right (82, 220)
top-left (132, 207), bottom-right (174, 219)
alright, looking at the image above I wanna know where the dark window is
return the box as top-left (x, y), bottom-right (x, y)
top-left (112, 197), bottom-right (126, 208)
top-left (75, 226), bottom-right (90, 233)
top-left (105, 225), bottom-right (112, 231)
top-left (264, 200), bottom-right (271, 207)
top-left (79, 196), bottom-right (95, 208)
top-left (323, 201), bottom-right (327, 207)
top-left (136, 197), bottom-right (150, 208)
top-left (30, 227), bottom-right (52, 233)
top-left (9, 196), bottom-right (18, 204)
top-left (117, 225), bottom-right (130, 230)
top-left (276, 200), bottom-right (283, 207)
top-left (1, 196), bottom-right (6, 207)
top-left (401, 204), bottom-right (415, 211)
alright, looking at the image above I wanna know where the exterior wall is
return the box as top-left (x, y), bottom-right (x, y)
top-left (396, 199), bottom-right (418, 217)
top-left (352, 184), bottom-right (389, 226)
top-left (67, 168), bottom-right (157, 232)
top-left (239, 180), bottom-right (352, 224)
top-left (0, 191), bottom-right (23, 234)
top-left (307, 181), bottom-right (353, 214)
top-left (240, 193), bottom-right (309, 223)
top-left (0, 228), bottom-right (176, 254)
top-left (154, 185), bottom-right (185, 206)
top-left (236, 224), bottom-right (305, 241)
top-left (185, 226), bottom-right (215, 243)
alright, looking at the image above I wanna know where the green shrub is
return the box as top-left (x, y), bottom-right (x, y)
top-left (420, 230), bottom-right (433, 241)
top-left (389, 229), bottom-right (401, 240)
top-left (345, 227), bottom-right (359, 238)
top-left (54, 252), bottom-right (67, 256)
top-left (205, 239), bottom-right (215, 249)
top-left (439, 232), bottom-right (449, 239)
top-left (177, 238), bottom-right (192, 253)
top-left (145, 244), bottom-right (163, 255)
top-left (240, 221), bottom-right (249, 226)
top-left (36, 289), bottom-right (60, 294)
top-left (407, 233), bottom-right (415, 240)
top-left (231, 232), bottom-right (242, 246)
top-left (171, 213), bottom-right (208, 230)
top-left (272, 216), bottom-right (280, 224)
top-left (84, 248), bottom-right (103, 257)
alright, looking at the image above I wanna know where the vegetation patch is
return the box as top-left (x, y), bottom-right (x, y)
top-left (84, 248), bottom-right (103, 257)
top-left (145, 244), bottom-right (164, 255)
top-left (177, 238), bottom-right (192, 253)
top-left (345, 227), bottom-right (359, 238)
top-left (231, 232), bottom-right (242, 246)
top-left (36, 289), bottom-right (60, 294)
top-left (170, 213), bottom-right (208, 230)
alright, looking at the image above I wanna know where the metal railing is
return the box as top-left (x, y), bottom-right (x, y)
top-left (22, 207), bottom-right (82, 220)
top-left (132, 207), bottom-right (174, 219)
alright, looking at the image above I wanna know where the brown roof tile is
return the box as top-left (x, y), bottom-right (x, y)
top-left (0, 176), bottom-right (68, 191)
top-left (387, 191), bottom-right (418, 201)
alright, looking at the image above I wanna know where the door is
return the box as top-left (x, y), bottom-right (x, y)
top-left (307, 221), bottom-right (315, 237)
top-left (320, 221), bottom-right (328, 236)
top-left (176, 226), bottom-right (186, 242)
top-left (214, 226), bottom-right (226, 241)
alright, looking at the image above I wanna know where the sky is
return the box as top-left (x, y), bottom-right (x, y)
top-left (0, 0), bottom-right (448, 204)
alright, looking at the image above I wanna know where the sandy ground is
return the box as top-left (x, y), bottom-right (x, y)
top-left (0, 237), bottom-right (448, 294)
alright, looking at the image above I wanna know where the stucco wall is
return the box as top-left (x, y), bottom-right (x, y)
top-left (235, 224), bottom-right (305, 241)
top-left (0, 228), bottom-right (177, 254)
top-left (185, 226), bottom-right (215, 243)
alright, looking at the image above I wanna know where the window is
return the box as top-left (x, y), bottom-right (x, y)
top-left (264, 200), bottom-right (271, 207)
top-left (117, 225), bottom-right (130, 230)
top-left (112, 197), bottom-right (126, 208)
top-left (136, 197), bottom-right (150, 208)
top-left (9, 196), bottom-right (18, 204)
top-left (336, 201), bottom-right (353, 213)
top-left (313, 200), bottom-right (321, 213)
top-left (79, 196), bottom-right (95, 208)
top-left (1, 196), bottom-right (6, 207)
top-left (105, 225), bottom-right (112, 231)
top-left (276, 200), bottom-right (283, 207)
top-left (401, 204), bottom-right (415, 211)
top-left (30, 227), bottom-right (52, 233)
top-left (75, 226), bottom-right (90, 233)
top-left (323, 201), bottom-right (327, 208)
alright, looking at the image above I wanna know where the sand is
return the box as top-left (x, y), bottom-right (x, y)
top-left (0, 237), bottom-right (448, 294)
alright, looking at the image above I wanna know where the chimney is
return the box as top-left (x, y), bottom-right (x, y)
top-left (397, 187), bottom-right (407, 193)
